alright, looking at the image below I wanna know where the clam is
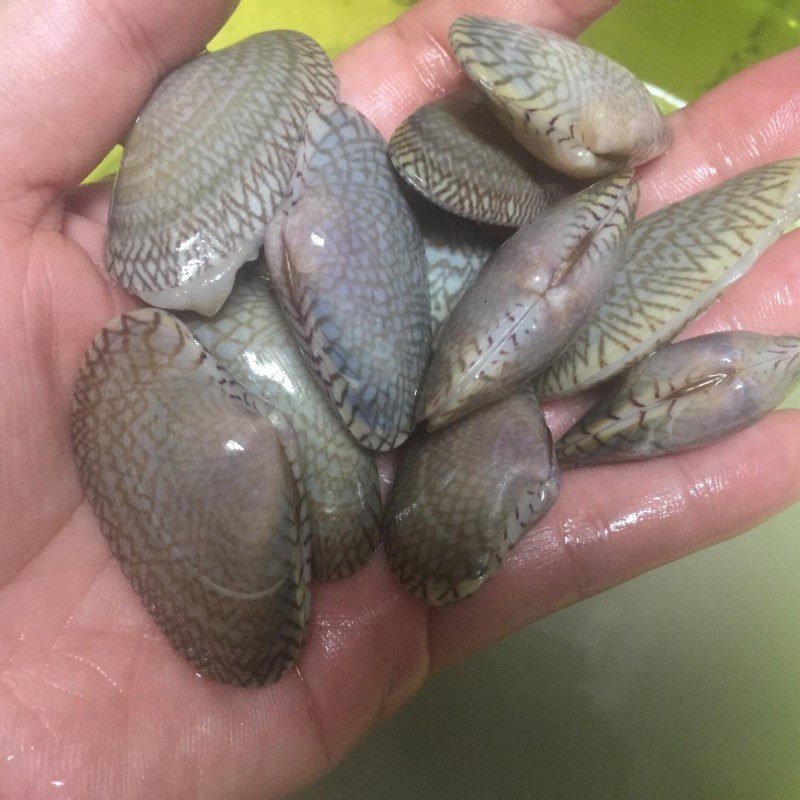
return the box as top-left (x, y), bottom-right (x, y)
top-left (107, 31), bottom-right (338, 316)
top-left (558, 332), bottom-right (800, 466)
top-left (385, 389), bottom-right (560, 604)
top-left (536, 158), bottom-right (800, 400)
top-left (264, 99), bottom-right (431, 451)
top-left (414, 199), bottom-right (498, 343)
top-left (71, 310), bottom-right (309, 686)
top-left (417, 172), bottom-right (638, 430)
top-left (390, 89), bottom-right (575, 226)
top-left (449, 16), bottom-right (670, 179)
top-left (184, 270), bottom-right (382, 581)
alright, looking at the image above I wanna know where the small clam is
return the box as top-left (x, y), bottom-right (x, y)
top-left (385, 390), bottom-right (560, 604)
top-left (558, 332), bottom-right (800, 466)
top-left (390, 89), bottom-right (575, 226)
top-left (536, 158), bottom-right (800, 399)
top-left (449, 16), bottom-right (671, 178)
top-left (107, 31), bottom-right (338, 316)
top-left (265, 99), bottom-right (431, 451)
top-left (414, 199), bottom-right (497, 343)
top-left (185, 270), bottom-right (382, 580)
top-left (418, 172), bottom-right (638, 430)
top-left (71, 310), bottom-right (309, 686)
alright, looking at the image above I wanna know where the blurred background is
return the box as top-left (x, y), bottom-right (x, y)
top-left (103, 1), bottom-right (800, 796)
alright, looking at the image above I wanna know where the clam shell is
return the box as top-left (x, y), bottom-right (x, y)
top-left (71, 309), bottom-right (310, 686)
top-left (385, 389), bottom-right (560, 605)
top-left (557, 332), bottom-right (800, 465)
top-left (418, 172), bottom-right (638, 430)
top-left (184, 270), bottom-right (382, 581)
top-left (107, 31), bottom-right (339, 316)
top-left (449, 15), bottom-right (671, 178)
top-left (414, 199), bottom-right (497, 343)
top-left (390, 89), bottom-right (575, 226)
top-left (536, 158), bottom-right (800, 399)
top-left (265, 100), bottom-right (431, 451)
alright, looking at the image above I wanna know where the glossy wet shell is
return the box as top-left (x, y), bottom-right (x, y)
top-left (71, 310), bottom-right (310, 686)
top-left (418, 172), bottom-right (638, 430)
top-left (413, 200), bottom-right (497, 343)
top-left (390, 89), bottom-right (575, 226)
top-left (536, 158), bottom-right (800, 399)
top-left (385, 390), bottom-right (560, 604)
top-left (558, 332), bottom-right (800, 465)
top-left (265, 99), bottom-right (431, 451)
top-left (184, 270), bottom-right (382, 580)
top-left (449, 16), bottom-right (671, 178)
top-left (107, 31), bottom-right (339, 316)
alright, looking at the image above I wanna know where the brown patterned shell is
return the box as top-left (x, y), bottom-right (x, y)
top-left (418, 172), bottom-right (638, 430)
top-left (385, 390), bottom-right (560, 605)
top-left (449, 16), bottom-right (671, 178)
top-left (389, 89), bottom-right (575, 226)
top-left (557, 332), bottom-right (800, 466)
top-left (535, 158), bottom-right (800, 399)
top-left (184, 270), bottom-right (382, 580)
top-left (265, 100), bottom-right (431, 451)
top-left (106, 31), bottom-right (339, 316)
top-left (71, 309), bottom-right (310, 686)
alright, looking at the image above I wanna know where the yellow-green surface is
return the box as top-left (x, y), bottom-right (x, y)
top-left (104, 1), bottom-right (800, 796)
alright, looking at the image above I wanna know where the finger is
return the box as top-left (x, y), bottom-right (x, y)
top-left (0, 0), bottom-right (237, 204)
top-left (638, 46), bottom-right (800, 215)
top-left (62, 179), bottom-right (114, 266)
top-left (428, 410), bottom-right (800, 670)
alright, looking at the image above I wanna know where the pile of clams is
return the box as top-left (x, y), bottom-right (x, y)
top-left (72, 16), bottom-right (800, 686)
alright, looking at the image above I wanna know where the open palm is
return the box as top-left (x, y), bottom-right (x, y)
top-left (1, 0), bottom-right (799, 797)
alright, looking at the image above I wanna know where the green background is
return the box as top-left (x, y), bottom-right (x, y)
top-left (110, 1), bottom-right (800, 796)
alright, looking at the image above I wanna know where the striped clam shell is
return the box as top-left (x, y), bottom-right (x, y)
top-left (418, 172), bottom-right (638, 430)
top-left (390, 88), bottom-right (575, 226)
top-left (107, 31), bottom-right (339, 316)
top-left (558, 332), bottom-right (800, 465)
top-left (536, 158), bottom-right (800, 399)
top-left (71, 309), bottom-right (310, 686)
top-left (385, 389), bottom-right (560, 605)
top-left (184, 270), bottom-right (383, 581)
top-left (449, 15), bottom-right (671, 178)
top-left (265, 99), bottom-right (431, 451)
top-left (413, 198), bottom-right (498, 343)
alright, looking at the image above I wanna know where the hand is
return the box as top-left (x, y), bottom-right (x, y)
top-left (1, 0), bottom-right (799, 797)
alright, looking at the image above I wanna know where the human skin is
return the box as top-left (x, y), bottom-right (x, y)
top-left (1, 0), bottom-right (800, 798)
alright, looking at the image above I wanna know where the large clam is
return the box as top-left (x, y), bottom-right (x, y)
top-left (558, 332), bottom-right (800, 465)
top-left (106, 31), bottom-right (338, 315)
top-left (72, 310), bottom-right (310, 686)
top-left (185, 270), bottom-right (382, 580)
top-left (385, 389), bottom-right (560, 604)
top-left (448, 15), bottom-right (671, 178)
top-left (264, 99), bottom-right (431, 451)
top-left (390, 89), bottom-right (575, 227)
top-left (418, 172), bottom-right (638, 429)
